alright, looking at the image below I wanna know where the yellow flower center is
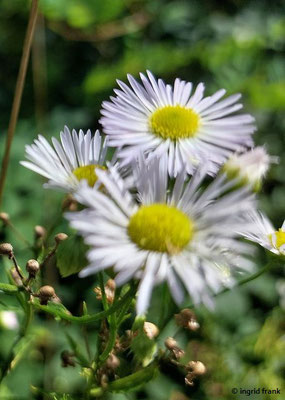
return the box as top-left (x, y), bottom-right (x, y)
top-left (73, 165), bottom-right (105, 187)
top-left (128, 204), bottom-right (194, 254)
top-left (150, 105), bottom-right (200, 140)
top-left (269, 229), bottom-right (285, 250)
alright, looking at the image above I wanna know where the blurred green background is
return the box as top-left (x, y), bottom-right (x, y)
top-left (0, 0), bottom-right (284, 399)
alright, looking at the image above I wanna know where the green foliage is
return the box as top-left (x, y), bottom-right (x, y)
top-left (41, 0), bottom-right (125, 27)
top-left (56, 234), bottom-right (88, 277)
top-left (131, 316), bottom-right (158, 367)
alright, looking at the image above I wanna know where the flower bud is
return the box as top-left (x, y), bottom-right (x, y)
top-left (26, 259), bottom-right (40, 278)
top-left (0, 212), bottom-right (10, 224)
top-left (54, 233), bottom-right (68, 244)
top-left (165, 337), bottom-right (177, 350)
top-left (106, 353), bottom-right (120, 370)
top-left (165, 337), bottom-right (185, 360)
top-left (61, 350), bottom-right (75, 367)
top-left (223, 147), bottom-right (277, 191)
top-left (38, 285), bottom-right (56, 305)
top-left (106, 278), bottom-right (116, 291)
top-left (62, 194), bottom-right (78, 211)
top-left (185, 373), bottom-right (195, 386)
top-left (175, 309), bottom-right (200, 331)
top-left (0, 243), bottom-right (13, 257)
top-left (34, 225), bottom-right (46, 239)
top-left (186, 360), bottom-right (206, 375)
top-left (143, 322), bottom-right (159, 339)
top-left (94, 279), bottom-right (116, 304)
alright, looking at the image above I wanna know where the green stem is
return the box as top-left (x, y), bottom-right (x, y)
top-left (99, 313), bottom-right (117, 364)
top-left (218, 262), bottom-right (271, 297)
top-left (0, 294), bottom-right (33, 383)
top-left (116, 295), bottom-right (134, 326)
top-left (32, 285), bottom-right (136, 324)
top-left (89, 364), bottom-right (158, 397)
top-left (99, 272), bottom-right (108, 311)
top-left (180, 262), bottom-right (272, 311)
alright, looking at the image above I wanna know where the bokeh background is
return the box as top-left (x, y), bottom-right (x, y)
top-left (0, 0), bottom-right (284, 399)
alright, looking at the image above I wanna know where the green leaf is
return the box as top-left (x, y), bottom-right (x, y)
top-left (65, 332), bottom-right (90, 367)
top-left (131, 317), bottom-right (157, 367)
top-left (56, 235), bottom-right (88, 277)
top-left (0, 282), bottom-right (19, 294)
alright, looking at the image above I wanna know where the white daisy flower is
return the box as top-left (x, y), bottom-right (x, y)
top-left (20, 126), bottom-right (109, 192)
top-left (66, 156), bottom-right (256, 315)
top-left (223, 147), bottom-right (277, 190)
top-left (100, 70), bottom-right (256, 177)
top-left (242, 212), bottom-right (285, 256)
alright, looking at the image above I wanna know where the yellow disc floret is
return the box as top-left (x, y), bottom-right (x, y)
top-left (128, 204), bottom-right (194, 254)
top-left (269, 229), bottom-right (285, 252)
top-left (150, 105), bottom-right (200, 140)
top-left (73, 165), bottom-right (105, 187)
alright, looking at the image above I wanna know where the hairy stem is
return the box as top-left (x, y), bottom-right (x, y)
top-left (32, 285), bottom-right (136, 324)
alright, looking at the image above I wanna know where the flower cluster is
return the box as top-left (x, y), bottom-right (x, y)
top-left (21, 71), bottom-right (283, 315)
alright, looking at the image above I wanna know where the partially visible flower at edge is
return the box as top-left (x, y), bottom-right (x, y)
top-left (66, 155), bottom-right (257, 315)
top-left (100, 70), bottom-right (256, 177)
top-left (20, 126), bottom-right (110, 193)
top-left (223, 146), bottom-right (278, 191)
top-left (241, 211), bottom-right (285, 256)
top-left (0, 311), bottom-right (19, 330)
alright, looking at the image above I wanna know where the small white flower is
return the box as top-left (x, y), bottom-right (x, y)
top-left (242, 212), bottom-right (285, 256)
top-left (66, 156), bottom-right (256, 315)
top-left (223, 147), bottom-right (277, 190)
top-left (21, 126), bottom-right (109, 192)
top-left (100, 70), bottom-right (256, 177)
top-left (0, 311), bottom-right (19, 330)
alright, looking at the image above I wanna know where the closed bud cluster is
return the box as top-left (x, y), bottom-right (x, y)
top-left (164, 337), bottom-right (185, 360)
top-left (54, 233), bottom-right (68, 244)
top-left (34, 225), bottom-right (46, 239)
top-left (175, 309), bottom-right (200, 331)
top-left (26, 259), bottom-right (40, 278)
top-left (61, 350), bottom-right (76, 368)
top-left (0, 212), bottom-right (10, 225)
top-left (0, 243), bottom-right (13, 257)
top-left (38, 285), bottom-right (56, 305)
top-left (94, 279), bottom-right (116, 304)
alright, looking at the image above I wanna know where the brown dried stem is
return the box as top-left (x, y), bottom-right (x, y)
top-left (0, 0), bottom-right (39, 206)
